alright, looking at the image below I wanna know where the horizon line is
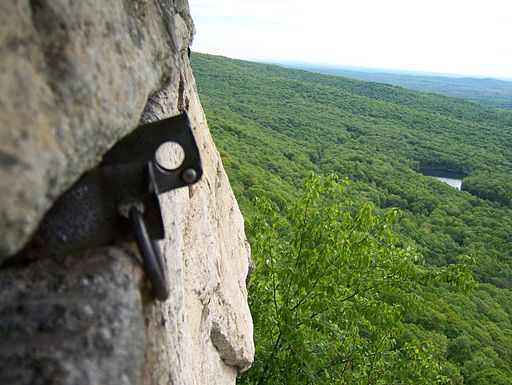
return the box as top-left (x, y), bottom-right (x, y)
top-left (191, 50), bottom-right (512, 82)
top-left (256, 58), bottom-right (512, 82)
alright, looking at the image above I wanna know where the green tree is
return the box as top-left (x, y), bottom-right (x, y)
top-left (241, 174), bottom-right (474, 385)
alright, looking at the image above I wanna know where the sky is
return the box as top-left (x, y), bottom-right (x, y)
top-left (188, 0), bottom-right (512, 79)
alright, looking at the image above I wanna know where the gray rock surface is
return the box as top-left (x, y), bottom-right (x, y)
top-left (0, 0), bottom-right (194, 258)
top-left (141, 56), bottom-right (254, 384)
top-left (0, 247), bottom-right (147, 385)
top-left (0, 1), bottom-right (254, 384)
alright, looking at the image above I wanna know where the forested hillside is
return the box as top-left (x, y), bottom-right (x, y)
top-left (279, 63), bottom-right (512, 110)
top-left (191, 53), bottom-right (512, 384)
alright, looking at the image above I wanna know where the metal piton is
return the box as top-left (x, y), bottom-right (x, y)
top-left (4, 112), bottom-right (203, 301)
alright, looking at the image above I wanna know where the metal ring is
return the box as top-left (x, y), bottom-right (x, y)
top-left (129, 205), bottom-right (169, 300)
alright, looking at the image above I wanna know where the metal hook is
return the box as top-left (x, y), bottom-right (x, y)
top-left (5, 112), bottom-right (202, 301)
top-left (129, 204), bottom-right (169, 300)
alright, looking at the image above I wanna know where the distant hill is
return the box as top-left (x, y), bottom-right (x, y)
top-left (273, 62), bottom-right (512, 110)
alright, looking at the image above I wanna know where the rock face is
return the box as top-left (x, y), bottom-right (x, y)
top-left (0, 1), bottom-right (254, 384)
top-left (0, 0), bottom-right (193, 258)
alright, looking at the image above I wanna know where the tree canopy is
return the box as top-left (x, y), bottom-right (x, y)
top-left (243, 174), bottom-right (474, 384)
top-left (191, 52), bottom-right (512, 384)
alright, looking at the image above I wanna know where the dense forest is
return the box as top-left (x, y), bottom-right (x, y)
top-left (191, 53), bottom-right (512, 384)
top-left (277, 63), bottom-right (512, 110)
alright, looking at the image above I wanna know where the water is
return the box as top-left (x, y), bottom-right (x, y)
top-left (420, 169), bottom-right (463, 190)
top-left (433, 176), bottom-right (462, 190)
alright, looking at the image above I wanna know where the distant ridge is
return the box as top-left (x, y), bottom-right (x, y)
top-left (264, 60), bottom-right (512, 109)
top-left (261, 59), bottom-right (512, 80)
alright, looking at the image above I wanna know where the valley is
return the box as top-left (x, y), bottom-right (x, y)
top-left (191, 52), bottom-right (512, 384)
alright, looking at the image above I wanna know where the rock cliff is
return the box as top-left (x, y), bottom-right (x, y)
top-left (0, 1), bottom-right (254, 384)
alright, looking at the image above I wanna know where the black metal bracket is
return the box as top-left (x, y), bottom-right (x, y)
top-left (5, 112), bottom-right (202, 301)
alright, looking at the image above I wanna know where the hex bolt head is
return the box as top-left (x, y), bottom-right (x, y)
top-left (182, 168), bottom-right (197, 184)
